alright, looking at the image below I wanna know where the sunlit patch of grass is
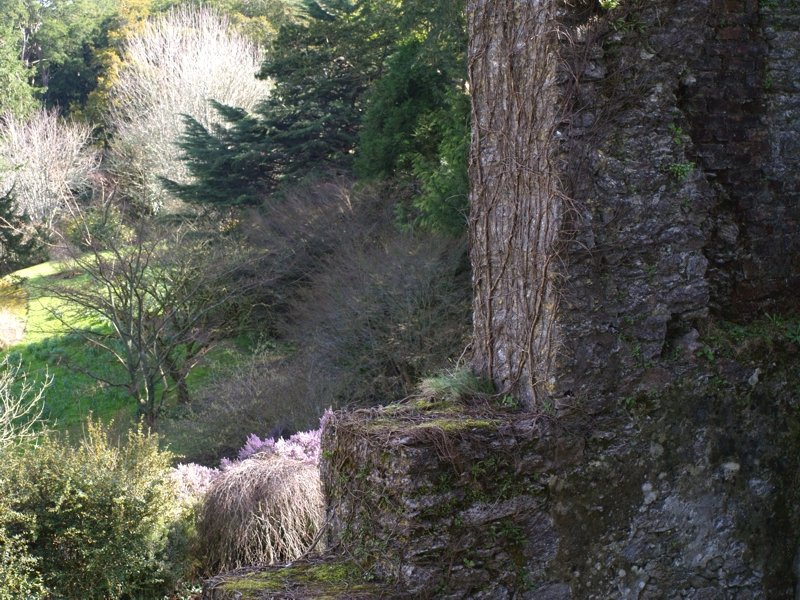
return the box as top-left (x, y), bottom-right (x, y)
top-left (0, 278), bottom-right (28, 347)
top-left (1, 258), bottom-right (256, 442)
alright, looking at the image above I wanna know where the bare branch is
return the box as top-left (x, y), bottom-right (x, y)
top-left (0, 108), bottom-right (99, 228)
top-left (37, 216), bottom-right (266, 426)
top-left (0, 356), bottom-right (49, 452)
top-left (105, 7), bottom-right (271, 213)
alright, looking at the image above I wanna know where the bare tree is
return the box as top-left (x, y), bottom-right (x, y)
top-left (0, 357), bottom-right (49, 452)
top-left (0, 108), bottom-right (100, 228)
top-left (41, 217), bottom-right (262, 427)
top-left (105, 6), bottom-right (271, 213)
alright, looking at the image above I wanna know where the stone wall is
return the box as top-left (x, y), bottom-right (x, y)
top-left (319, 328), bottom-right (799, 597)
top-left (550, 0), bottom-right (799, 409)
top-left (680, 0), bottom-right (800, 315)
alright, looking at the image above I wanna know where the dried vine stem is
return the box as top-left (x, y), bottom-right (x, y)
top-left (468, 0), bottom-right (565, 409)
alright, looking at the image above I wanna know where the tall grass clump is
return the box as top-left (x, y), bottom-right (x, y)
top-left (1, 419), bottom-right (188, 599)
top-left (197, 454), bottom-right (324, 573)
top-left (417, 367), bottom-right (495, 402)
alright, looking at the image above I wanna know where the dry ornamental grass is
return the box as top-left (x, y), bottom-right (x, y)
top-left (198, 455), bottom-right (324, 574)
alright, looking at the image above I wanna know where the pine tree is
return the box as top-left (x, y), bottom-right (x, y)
top-left (0, 190), bottom-right (44, 275)
top-left (163, 102), bottom-right (277, 207)
top-left (166, 0), bottom-right (401, 208)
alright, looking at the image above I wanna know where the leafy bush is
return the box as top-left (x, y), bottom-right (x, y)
top-left (406, 90), bottom-right (470, 235)
top-left (356, 39), bottom-right (451, 180)
top-left (2, 419), bottom-right (187, 599)
top-left (0, 499), bottom-right (47, 600)
top-left (61, 201), bottom-right (131, 251)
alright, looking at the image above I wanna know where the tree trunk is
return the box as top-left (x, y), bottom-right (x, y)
top-left (468, 0), bottom-right (563, 409)
top-left (167, 359), bottom-right (191, 405)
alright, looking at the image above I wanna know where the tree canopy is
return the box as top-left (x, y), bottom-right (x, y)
top-left (167, 0), bottom-right (469, 232)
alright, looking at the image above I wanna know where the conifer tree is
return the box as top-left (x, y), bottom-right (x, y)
top-left (0, 190), bottom-right (44, 275)
top-left (164, 102), bottom-right (277, 207)
top-left (167, 0), bottom-right (400, 207)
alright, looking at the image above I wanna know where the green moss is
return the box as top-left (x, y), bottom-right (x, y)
top-left (410, 417), bottom-right (499, 432)
top-left (217, 561), bottom-right (381, 599)
top-left (379, 398), bottom-right (461, 416)
top-left (364, 411), bottom-right (499, 434)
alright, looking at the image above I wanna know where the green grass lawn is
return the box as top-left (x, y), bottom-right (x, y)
top-left (1, 259), bottom-right (250, 447)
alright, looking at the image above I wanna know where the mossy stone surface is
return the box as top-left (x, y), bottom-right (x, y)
top-left (203, 559), bottom-right (398, 599)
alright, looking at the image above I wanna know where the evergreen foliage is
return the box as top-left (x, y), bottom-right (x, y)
top-left (167, 0), bottom-right (401, 207)
top-left (257, 0), bottom-right (398, 171)
top-left (355, 39), bottom-right (451, 179)
top-left (2, 420), bottom-right (186, 599)
top-left (407, 89), bottom-right (470, 235)
top-left (9, 0), bottom-right (118, 111)
top-left (356, 0), bottom-right (468, 235)
top-left (0, 23), bottom-right (37, 118)
top-left (168, 0), bottom-right (468, 222)
top-left (164, 102), bottom-right (276, 206)
top-left (0, 190), bottom-right (45, 275)
top-left (0, 499), bottom-right (46, 600)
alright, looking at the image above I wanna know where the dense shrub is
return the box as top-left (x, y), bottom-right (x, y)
top-left (61, 201), bottom-right (131, 251)
top-left (2, 420), bottom-right (187, 599)
top-left (355, 39), bottom-right (450, 180)
top-left (164, 180), bottom-right (469, 462)
top-left (0, 499), bottom-right (46, 600)
top-left (406, 89), bottom-right (470, 235)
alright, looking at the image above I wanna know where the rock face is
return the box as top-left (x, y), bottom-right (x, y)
top-left (321, 402), bottom-right (573, 598)
top-left (321, 347), bottom-right (799, 598)
top-left (550, 0), bottom-right (799, 407)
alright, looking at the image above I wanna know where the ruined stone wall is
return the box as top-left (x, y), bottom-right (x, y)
top-left (681, 0), bottom-right (800, 315)
top-left (553, 0), bottom-right (799, 409)
top-left (319, 346), bottom-right (798, 598)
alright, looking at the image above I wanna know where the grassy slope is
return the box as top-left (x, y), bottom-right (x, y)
top-left (1, 259), bottom-right (248, 447)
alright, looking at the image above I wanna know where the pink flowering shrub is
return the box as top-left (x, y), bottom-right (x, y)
top-left (236, 433), bottom-right (277, 461)
top-left (170, 463), bottom-right (220, 506)
top-left (177, 409), bottom-right (333, 490)
top-left (221, 408), bottom-right (333, 468)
